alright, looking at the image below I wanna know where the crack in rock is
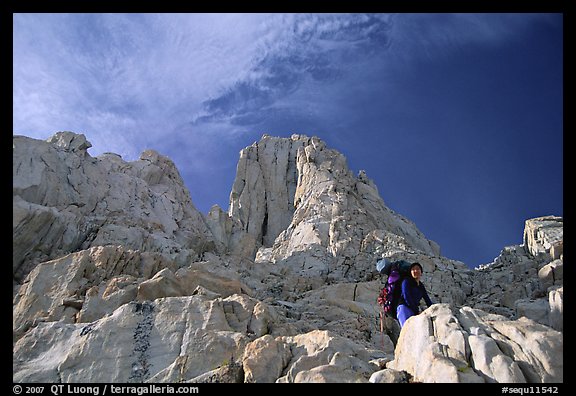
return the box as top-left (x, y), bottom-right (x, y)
top-left (128, 301), bottom-right (155, 383)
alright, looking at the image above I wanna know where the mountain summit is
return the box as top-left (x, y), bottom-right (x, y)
top-left (13, 132), bottom-right (563, 383)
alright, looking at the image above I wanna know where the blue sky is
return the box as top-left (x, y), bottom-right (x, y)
top-left (13, 13), bottom-right (563, 268)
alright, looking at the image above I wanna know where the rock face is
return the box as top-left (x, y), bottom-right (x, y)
top-left (13, 132), bottom-right (563, 383)
top-left (13, 132), bottom-right (218, 284)
top-left (468, 216), bottom-right (564, 332)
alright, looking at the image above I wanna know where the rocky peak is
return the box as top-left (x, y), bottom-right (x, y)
top-left (223, 134), bottom-right (445, 297)
top-left (224, 134), bottom-right (440, 263)
top-left (13, 132), bottom-right (218, 283)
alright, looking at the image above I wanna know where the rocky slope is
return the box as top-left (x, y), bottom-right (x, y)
top-left (13, 132), bottom-right (563, 383)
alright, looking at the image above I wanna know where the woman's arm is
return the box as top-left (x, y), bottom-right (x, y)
top-left (422, 285), bottom-right (433, 307)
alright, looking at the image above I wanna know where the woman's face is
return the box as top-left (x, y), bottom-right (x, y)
top-left (411, 266), bottom-right (422, 280)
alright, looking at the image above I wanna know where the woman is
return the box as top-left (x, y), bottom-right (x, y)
top-left (396, 262), bottom-right (434, 328)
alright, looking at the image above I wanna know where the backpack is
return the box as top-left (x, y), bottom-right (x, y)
top-left (376, 259), bottom-right (412, 319)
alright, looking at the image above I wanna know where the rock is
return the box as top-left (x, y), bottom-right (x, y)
top-left (137, 268), bottom-right (184, 301)
top-left (13, 245), bottom-right (176, 338)
top-left (369, 368), bottom-right (408, 383)
top-left (229, 135), bottom-right (306, 249)
top-left (13, 321), bottom-right (81, 382)
top-left (187, 361), bottom-right (244, 383)
top-left (468, 237), bottom-right (563, 322)
top-left (293, 361), bottom-right (369, 383)
top-left (15, 295), bottom-right (265, 382)
top-left (46, 131), bottom-right (92, 153)
top-left (515, 298), bottom-right (550, 325)
top-left (13, 133), bottom-right (219, 282)
top-left (538, 259), bottom-right (563, 290)
top-left (276, 330), bottom-right (376, 383)
top-left (389, 304), bottom-right (562, 383)
top-left (548, 286), bottom-right (563, 331)
top-left (205, 205), bottom-right (256, 257)
top-left (523, 216), bottom-right (563, 261)
top-left (242, 335), bottom-right (291, 383)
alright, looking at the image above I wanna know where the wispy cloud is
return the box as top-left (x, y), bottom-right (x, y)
top-left (13, 13), bottom-right (274, 159)
top-left (13, 13), bottom-right (558, 165)
top-left (193, 14), bottom-right (394, 126)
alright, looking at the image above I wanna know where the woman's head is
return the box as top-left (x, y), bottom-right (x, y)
top-left (410, 262), bottom-right (423, 272)
top-left (410, 262), bottom-right (423, 280)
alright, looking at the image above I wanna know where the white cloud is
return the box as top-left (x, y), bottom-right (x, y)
top-left (13, 13), bottom-right (277, 159)
top-left (14, 13), bottom-right (395, 153)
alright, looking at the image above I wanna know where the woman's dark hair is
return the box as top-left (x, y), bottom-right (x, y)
top-left (410, 262), bottom-right (423, 272)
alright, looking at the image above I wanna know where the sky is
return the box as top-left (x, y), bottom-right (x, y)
top-left (13, 13), bottom-right (563, 268)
